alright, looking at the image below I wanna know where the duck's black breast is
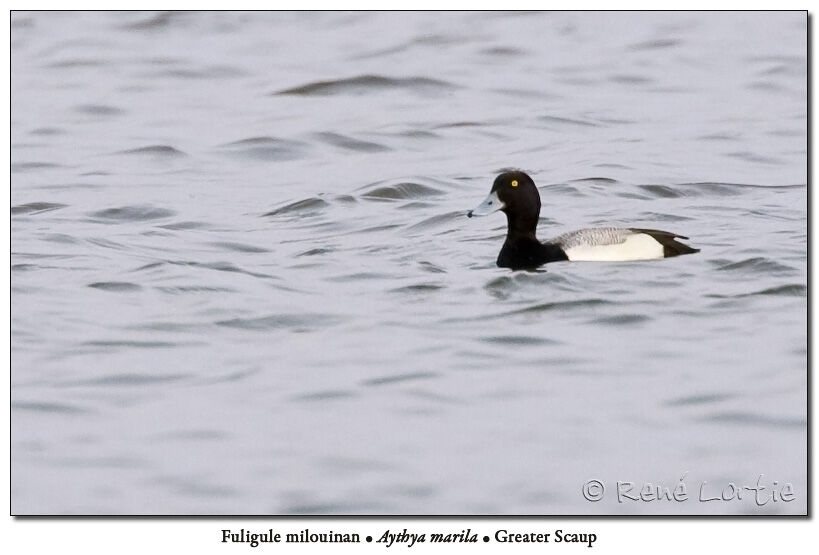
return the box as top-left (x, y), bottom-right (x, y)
top-left (497, 235), bottom-right (568, 269)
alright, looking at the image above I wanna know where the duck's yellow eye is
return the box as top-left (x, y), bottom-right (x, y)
top-left (511, 180), bottom-right (519, 187)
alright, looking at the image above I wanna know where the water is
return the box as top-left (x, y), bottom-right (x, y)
top-left (11, 11), bottom-right (806, 515)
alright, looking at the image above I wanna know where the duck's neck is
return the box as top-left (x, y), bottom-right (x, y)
top-left (497, 212), bottom-right (567, 269)
top-left (505, 213), bottom-right (539, 241)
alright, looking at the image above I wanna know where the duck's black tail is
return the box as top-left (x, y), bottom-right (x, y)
top-left (630, 228), bottom-right (700, 257)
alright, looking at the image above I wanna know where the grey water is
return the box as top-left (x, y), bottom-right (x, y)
top-left (11, 11), bottom-right (806, 515)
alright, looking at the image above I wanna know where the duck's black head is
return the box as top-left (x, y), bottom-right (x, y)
top-left (467, 171), bottom-right (541, 237)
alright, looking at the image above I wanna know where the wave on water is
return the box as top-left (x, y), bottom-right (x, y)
top-left (263, 197), bottom-right (330, 217)
top-left (143, 65), bottom-right (246, 80)
top-left (12, 202), bottom-right (67, 215)
top-left (361, 371), bottom-right (437, 387)
top-left (273, 74), bottom-right (456, 96)
top-left (359, 181), bottom-right (445, 201)
top-left (588, 313), bottom-right (651, 326)
top-left (708, 284), bottom-right (806, 298)
top-left (208, 241), bottom-right (270, 253)
top-left (158, 221), bottom-right (211, 230)
top-left (117, 145), bottom-right (187, 158)
top-left (121, 11), bottom-right (180, 31)
top-left (11, 162), bottom-right (64, 172)
top-left (570, 177), bottom-right (619, 184)
top-left (75, 104), bottom-right (125, 116)
top-left (638, 184), bottom-right (687, 198)
top-left (220, 136), bottom-right (308, 161)
top-left (629, 38), bottom-right (683, 51)
top-left (216, 313), bottom-right (343, 331)
top-left (44, 58), bottom-right (109, 69)
top-left (713, 257), bottom-right (795, 274)
top-left (405, 212), bottom-right (462, 232)
top-left (538, 115), bottom-right (601, 127)
top-left (313, 132), bottom-right (390, 153)
top-left (88, 205), bottom-right (176, 222)
top-left (88, 281), bottom-right (143, 292)
top-left (699, 411), bottom-right (806, 429)
top-left (12, 401), bottom-right (89, 414)
top-left (65, 371), bottom-right (189, 385)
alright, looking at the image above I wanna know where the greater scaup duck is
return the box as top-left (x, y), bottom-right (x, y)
top-left (467, 171), bottom-right (699, 270)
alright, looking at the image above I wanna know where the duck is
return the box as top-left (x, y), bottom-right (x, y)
top-left (467, 171), bottom-right (699, 270)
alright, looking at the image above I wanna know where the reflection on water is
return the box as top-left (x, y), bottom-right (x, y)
top-left (11, 11), bottom-right (806, 515)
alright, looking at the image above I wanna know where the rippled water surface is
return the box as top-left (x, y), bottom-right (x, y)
top-left (11, 11), bottom-right (806, 515)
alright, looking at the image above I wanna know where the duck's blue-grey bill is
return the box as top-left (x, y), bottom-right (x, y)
top-left (467, 191), bottom-right (504, 218)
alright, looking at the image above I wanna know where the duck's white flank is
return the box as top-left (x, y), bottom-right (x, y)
top-left (562, 232), bottom-right (665, 261)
